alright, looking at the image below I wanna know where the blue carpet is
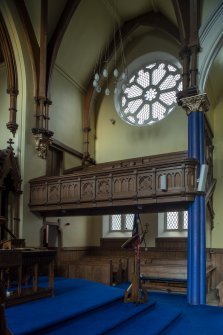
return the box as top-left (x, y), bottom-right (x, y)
top-left (5, 278), bottom-right (223, 335)
top-left (6, 278), bottom-right (125, 335)
top-left (39, 299), bottom-right (156, 335)
top-left (106, 303), bottom-right (182, 335)
top-left (161, 303), bottom-right (223, 335)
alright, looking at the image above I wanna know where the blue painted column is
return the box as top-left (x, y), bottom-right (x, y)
top-left (181, 94), bottom-right (209, 305)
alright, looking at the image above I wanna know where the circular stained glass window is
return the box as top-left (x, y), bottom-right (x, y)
top-left (115, 61), bottom-right (182, 126)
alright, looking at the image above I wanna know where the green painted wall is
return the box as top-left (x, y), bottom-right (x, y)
top-left (212, 97), bottom-right (223, 248)
top-left (51, 67), bottom-right (83, 154)
top-left (96, 99), bottom-right (187, 163)
top-left (0, 64), bottom-right (10, 148)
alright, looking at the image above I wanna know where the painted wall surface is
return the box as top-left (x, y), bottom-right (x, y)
top-left (0, 64), bottom-right (10, 148)
top-left (212, 97), bottom-right (223, 248)
top-left (96, 99), bottom-right (187, 163)
top-left (64, 153), bottom-right (82, 171)
top-left (58, 216), bottom-right (101, 247)
top-left (125, 32), bottom-right (180, 67)
top-left (51, 67), bottom-right (83, 152)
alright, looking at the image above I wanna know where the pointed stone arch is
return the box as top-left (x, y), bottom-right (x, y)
top-left (0, 10), bottom-right (19, 136)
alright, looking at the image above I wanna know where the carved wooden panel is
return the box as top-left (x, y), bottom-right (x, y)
top-left (81, 178), bottom-right (95, 201)
top-left (156, 167), bottom-right (184, 194)
top-left (30, 184), bottom-right (47, 204)
top-left (61, 180), bottom-right (80, 203)
top-left (137, 171), bottom-right (155, 197)
top-left (113, 173), bottom-right (136, 199)
top-left (185, 166), bottom-right (197, 192)
top-left (96, 176), bottom-right (111, 200)
top-left (47, 182), bottom-right (60, 204)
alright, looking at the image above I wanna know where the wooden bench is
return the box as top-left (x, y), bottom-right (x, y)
top-left (140, 263), bottom-right (187, 292)
top-left (68, 260), bottom-right (113, 285)
top-left (150, 258), bottom-right (187, 265)
top-left (140, 260), bottom-right (215, 293)
top-left (69, 256), bottom-right (129, 285)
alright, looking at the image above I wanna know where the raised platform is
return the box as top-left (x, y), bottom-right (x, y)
top-left (5, 277), bottom-right (181, 335)
top-left (5, 278), bottom-right (223, 335)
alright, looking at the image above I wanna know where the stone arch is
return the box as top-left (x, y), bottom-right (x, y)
top-left (198, 2), bottom-right (223, 92)
top-left (0, 10), bottom-right (18, 136)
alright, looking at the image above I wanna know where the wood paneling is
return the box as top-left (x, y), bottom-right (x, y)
top-left (29, 151), bottom-right (198, 216)
top-left (155, 237), bottom-right (187, 250)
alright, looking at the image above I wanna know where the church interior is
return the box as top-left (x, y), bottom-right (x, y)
top-left (1, 0), bottom-right (223, 334)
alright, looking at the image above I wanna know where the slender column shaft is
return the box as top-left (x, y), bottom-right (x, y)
top-left (188, 110), bottom-right (206, 305)
top-left (181, 94), bottom-right (209, 305)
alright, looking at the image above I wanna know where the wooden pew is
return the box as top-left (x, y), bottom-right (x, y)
top-left (150, 258), bottom-right (187, 265)
top-left (140, 263), bottom-right (187, 292)
top-left (68, 260), bottom-right (113, 285)
top-left (140, 259), bottom-right (215, 293)
top-left (69, 256), bottom-right (129, 285)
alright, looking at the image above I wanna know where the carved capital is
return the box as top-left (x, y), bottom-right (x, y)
top-left (180, 93), bottom-right (210, 116)
top-left (32, 128), bottom-right (54, 159)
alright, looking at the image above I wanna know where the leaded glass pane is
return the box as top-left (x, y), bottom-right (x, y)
top-left (183, 211), bottom-right (188, 230)
top-left (116, 60), bottom-right (182, 126)
top-left (111, 214), bottom-right (121, 230)
top-left (166, 211), bottom-right (179, 230)
top-left (136, 70), bottom-right (150, 88)
top-left (125, 85), bottom-right (142, 98)
top-left (124, 214), bottom-right (134, 230)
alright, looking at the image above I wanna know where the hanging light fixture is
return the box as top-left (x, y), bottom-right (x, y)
top-left (92, 3), bottom-right (128, 97)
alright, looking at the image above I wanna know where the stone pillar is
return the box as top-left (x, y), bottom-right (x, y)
top-left (180, 93), bottom-right (209, 305)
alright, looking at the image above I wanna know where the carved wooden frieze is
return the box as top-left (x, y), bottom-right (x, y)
top-left (185, 167), bottom-right (196, 192)
top-left (156, 167), bottom-right (184, 194)
top-left (96, 177), bottom-right (111, 200)
top-left (137, 171), bottom-right (155, 197)
top-left (30, 183), bottom-right (47, 204)
top-left (113, 173), bottom-right (136, 199)
top-left (29, 151), bottom-right (199, 215)
top-left (61, 180), bottom-right (80, 203)
top-left (81, 178), bottom-right (95, 201)
top-left (47, 182), bottom-right (60, 204)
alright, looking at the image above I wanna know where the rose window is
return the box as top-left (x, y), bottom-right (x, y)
top-left (116, 62), bottom-right (182, 126)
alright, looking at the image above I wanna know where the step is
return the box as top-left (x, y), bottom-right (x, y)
top-left (36, 299), bottom-right (156, 335)
top-left (105, 303), bottom-right (182, 335)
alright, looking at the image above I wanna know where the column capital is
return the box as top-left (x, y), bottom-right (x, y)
top-left (180, 93), bottom-right (210, 116)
